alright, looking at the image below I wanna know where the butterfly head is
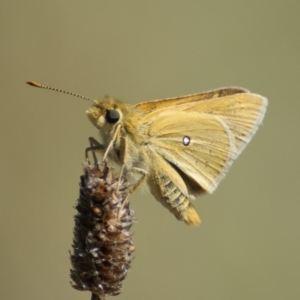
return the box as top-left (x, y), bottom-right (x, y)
top-left (86, 97), bottom-right (129, 132)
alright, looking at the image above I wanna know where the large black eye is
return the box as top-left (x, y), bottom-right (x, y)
top-left (105, 110), bottom-right (120, 123)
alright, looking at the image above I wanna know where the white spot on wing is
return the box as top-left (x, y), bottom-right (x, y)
top-left (182, 136), bottom-right (190, 146)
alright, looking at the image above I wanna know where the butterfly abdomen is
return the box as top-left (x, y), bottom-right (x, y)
top-left (154, 174), bottom-right (201, 226)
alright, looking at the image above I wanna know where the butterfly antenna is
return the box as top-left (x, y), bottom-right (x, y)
top-left (26, 80), bottom-right (94, 102)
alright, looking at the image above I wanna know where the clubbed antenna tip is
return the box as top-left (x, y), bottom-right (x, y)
top-left (26, 80), bottom-right (94, 102)
top-left (26, 80), bottom-right (42, 87)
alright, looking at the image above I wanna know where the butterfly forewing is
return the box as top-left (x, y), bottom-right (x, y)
top-left (141, 93), bottom-right (267, 194)
top-left (179, 93), bottom-right (268, 154)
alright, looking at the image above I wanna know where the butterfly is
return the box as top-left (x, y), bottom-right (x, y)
top-left (27, 81), bottom-right (268, 225)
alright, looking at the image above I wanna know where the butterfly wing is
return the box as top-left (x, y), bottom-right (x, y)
top-left (133, 87), bottom-right (249, 114)
top-left (144, 110), bottom-right (235, 193)
top-left (142, 93), bottom-right (267, 193)
top-left (177, 93), bottom-right (268, 155)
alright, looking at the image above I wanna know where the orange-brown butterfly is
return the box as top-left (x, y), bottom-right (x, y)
top-left (27, 81), bottom-right (267, 226)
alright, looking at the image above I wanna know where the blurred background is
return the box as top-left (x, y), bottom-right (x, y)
top-left (1, 1), bottom-right (299, 300)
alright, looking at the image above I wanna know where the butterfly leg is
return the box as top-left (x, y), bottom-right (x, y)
top-left (116, 164), bottom-right (125, 192)
top-left (128, 167), bottom-right (148, 194)
top-left (115, 131), bottom-right (128, 191)
top-left (119, 167), bottom-right (148, 217)
top-left (85, 137), bottom-right (105, 164)
top-left (102, 124), bottom-right (121, 162)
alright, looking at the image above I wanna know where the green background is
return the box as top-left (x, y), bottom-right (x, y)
top-left (1, 1), bottom-right (299, 300)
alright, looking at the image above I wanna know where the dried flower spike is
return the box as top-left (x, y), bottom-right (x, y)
top-left (70, 162), bottom-right (135, 300)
